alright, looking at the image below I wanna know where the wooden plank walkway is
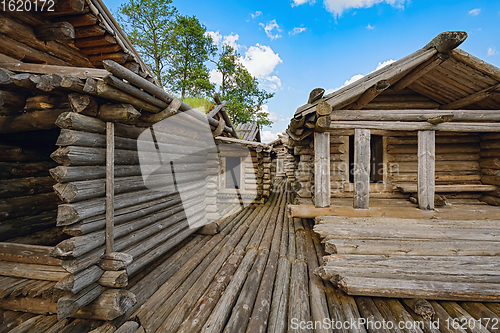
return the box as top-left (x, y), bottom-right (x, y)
top-left (2, 184), bottom-right (500, 332)
top-left (314, 216), bottom-right (500, 302)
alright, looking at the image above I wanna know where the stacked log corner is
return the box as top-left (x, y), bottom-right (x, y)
top-left (479, 133), bottom-right (500, 206)
top-left (46, 108), bottom-right (213, 320)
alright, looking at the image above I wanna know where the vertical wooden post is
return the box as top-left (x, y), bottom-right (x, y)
top-left (354, 129), bottom-right (370, 209)
top-left (105, 122), bottom-right (115, 254)
top-left (314, 131), bottom-right (330, 207)
top-left (418, 130), bottom-right (435, 210)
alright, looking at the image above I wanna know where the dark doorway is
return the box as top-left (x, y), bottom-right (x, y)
top-left (225, 157), bottom-right (241, 189)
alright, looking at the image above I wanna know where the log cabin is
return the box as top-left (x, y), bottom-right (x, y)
top-left (1, 2), bottom-right (500, 329)
top-left (286, 31), bottom-right (500, 303)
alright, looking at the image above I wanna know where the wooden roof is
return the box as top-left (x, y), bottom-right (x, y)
top-left (235, 123), bottom-right (261, 142)
top-left (1, 0), bottom-right (157, 83)
top-left (294, 31), bottom-right (500, 119)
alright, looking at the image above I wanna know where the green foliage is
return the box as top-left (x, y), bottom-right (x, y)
top-left (118, 0), bottom-right (176, 86)
top-left (167, 15), bottom-right (216, 98)
top-left (215, 45), bottom-right (274, 127)
top-left (181, 96), bottom-right (215, 114)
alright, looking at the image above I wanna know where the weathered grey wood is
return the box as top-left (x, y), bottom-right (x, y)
top-left (57, 283), bottom-right (105, 319)
top-left (74, 289), bottom-right (136, 321)
top-left (55, 265), bottom-right (103, 293)
top-left (349, 79), bottom-right (390, 109)
top-left (34, 22), bottom-right (75, 41)
top-left (356, 297), bottom-right (391, 333)
top-left (0, 109), bottom-right (68, 133)
top-left (99, 252), bottom-right (133, 271)
top-left (459, 302), bottom-right (500, 333)
top-left (330, 109), bottom-right (500, 122)
top-left (393, 53), bottom-right (448, 91)
top-left (403, 299), bottom-right (435, 321)
top-left (440, 301), bottom-right (491, 333)
top-left (288, 260), bottom-right (310, 333)
top-left (68, 93), bottom-right (98, 116)
top-left (329, 121), bottom-right (500, 132)
top-left (56, 112), bottom-right (141, 138)
top-left (103, 74), bottom-right (168, 109)
top-left (441, 83), bottom-right (500, 109)
top-left (425, 31), bottom-right (468, 53)
top-left (95, 81), bottom-right (161, 113)
top-left (386, 299), bottom-right (424, 333)
top-left (98, 270), bottom-right (128, 288)
top-left (314, 131), bottom-right (331, 208)
top-left (106, 122), bottom-right (115, 255)
top-left (98, 104), bottom-right (141, 124)
top-left (354, 128), bottom-right (370, 209)
top-left (339, 276), bottom-right (500, 301)
top-left (321, 238), bottom-right (500, 256)
top-left (115, 321), bottom-right (139, 333)
top-left (418, 130), bottom-right (435, 210)
top-left (139, 98), bottom-right (182, 123)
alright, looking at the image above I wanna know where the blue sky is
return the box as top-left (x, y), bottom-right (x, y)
top-left (104, 0), bottom-right (500, 142)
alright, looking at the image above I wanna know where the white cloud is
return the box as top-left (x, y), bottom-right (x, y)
top-left (324, 59), bottom-right (395, 94)
top-left (205, 31), bottom-right (222, 45)
top-left (366, 24), bottom-right (374, 30)
top-left (259, 19), bottom-right (282, 40)
top-left (209, 69), bottom-right (222, 85)
top-left (469, 8), bottom-right (481, 16)
top-left (323, 0), bottom-right (407, 17)
top-left (375, 59), bottom-right (395, 70)
top-left (251, 11), bottom-right (262, 19)
top-left (241, 44), bottom-right (283, 78)
top-left (261, 130), bottom-right (281, 142)
top-left (223, 33), bottom-right (240, 50)
top-left (259, 105), bottom-right (287, 122)
top-left (289, 27), bottom-right (307, 35)
top-left (291, 0), bottom-right (315, 7)
top-left (261, 75), bottom-right (282, 92)
top-left (205, 31), bottom-right (240, 50)
top-left (488, 47), bottom-right (498, 56)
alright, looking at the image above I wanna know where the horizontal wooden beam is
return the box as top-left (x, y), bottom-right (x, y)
top-left (440, 83), bottom-right (500, 110)
top-left (0, 62), bottom-right (107, 78)
top-left (0, 243), bottom-right (61, 265)
top-left (288, 204), bottom-right (500, 220)
top-left (330, 110), bottom-right (500, 122)
top-left (329, 121), bottom-right (500, 132)
top-left (396, 184), bottom-right (497, 193)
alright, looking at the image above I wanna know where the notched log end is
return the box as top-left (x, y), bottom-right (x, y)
top-left (425, 31), bottom-right (468, 53)
top-left (308, 88), bottom-right (325, 104)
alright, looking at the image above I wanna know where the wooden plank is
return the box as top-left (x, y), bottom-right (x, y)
top-left (330, 110), bottom-right (500, 122)
top-left (314, 132), bottom-right (330, 208)
top-left (418, 130), bottom-right (435, 210)
top-left (0, 62), bottom-right (106, 78)
top-left (0, 243), bottom-right (61, 265)
top-left (338, 276), bottom-right (500, 301)
top-left (0, 261), bottom-right (68, 281)
top-left (396, 184), bottom-right (497, 193)
top-left (105, 122), bottom-right (115, 255)
top-left (354, 129), bottom-right (370, 209)
top-left (287, 204), bottom-right (500, 220)
top-left (329, 121), bottom-right (500, 132)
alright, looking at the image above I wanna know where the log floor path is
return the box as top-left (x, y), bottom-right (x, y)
top-left (2, 182), bottom-right (500, 332)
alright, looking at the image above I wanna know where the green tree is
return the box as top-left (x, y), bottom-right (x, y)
top-left (118, 0), bottom-right (176, 86)
top-left (215, 45), bottom-right (274, 127)
top-left (167, 15), bottom-right (216, 98)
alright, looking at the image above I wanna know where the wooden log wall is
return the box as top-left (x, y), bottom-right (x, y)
top-left (479, 133), bottom-right (500, 206)
top-left (387, 133), bottom-right (482, 198)
top-left (0, 8), bottom-right (155, 81)
top-left (47, 111), bottom-right (215, 319)
top-left (0, 130), bottom-right (60, 242)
